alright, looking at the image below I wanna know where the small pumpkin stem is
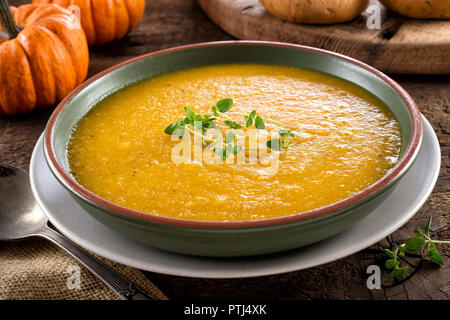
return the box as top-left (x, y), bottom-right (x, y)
top-left (0, 0), bottom-right (22, 40)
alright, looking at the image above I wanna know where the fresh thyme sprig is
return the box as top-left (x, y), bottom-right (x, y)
top-left (164, 98), bottom-right (298, 160)
top-left (384, 216), bottom-right (449, 279)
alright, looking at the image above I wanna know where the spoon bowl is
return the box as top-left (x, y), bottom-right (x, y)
top-left (0, 163), bottom-right (157, 300)
top-left (0, 164), bottom-right (46, 240)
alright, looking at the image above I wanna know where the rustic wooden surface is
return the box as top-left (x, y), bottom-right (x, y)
top-left (1, 0), bottom-right (448, 300)
top-left (197, 0), bottom-right (450, 74)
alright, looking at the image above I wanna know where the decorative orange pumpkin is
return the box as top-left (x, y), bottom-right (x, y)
top-left (380, 0), bottom-right (450, 19)
top-left (259, 0), bottom-right (369, 24)
top-left (33, 0), bottom-right (146, 46)
top-left (0, 2), bottom-right (89, 115)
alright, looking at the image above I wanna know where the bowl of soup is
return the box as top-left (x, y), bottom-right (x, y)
top-left (44, 41), bottom-right (422, 257)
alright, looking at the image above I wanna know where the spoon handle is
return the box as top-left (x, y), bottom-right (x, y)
top-left (36, 226), bottom-right (157, 300)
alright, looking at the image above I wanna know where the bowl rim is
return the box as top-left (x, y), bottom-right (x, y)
top-left (44, 40), bottom-right (423, 229)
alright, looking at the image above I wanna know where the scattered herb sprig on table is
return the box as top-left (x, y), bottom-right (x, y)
top-left (164, 98), bottom-right (298, 159)
top-left (384, 216), bottom-right (449, 279)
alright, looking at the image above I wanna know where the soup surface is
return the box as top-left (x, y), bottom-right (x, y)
top-left (68, 64), bottom-right (401, 221)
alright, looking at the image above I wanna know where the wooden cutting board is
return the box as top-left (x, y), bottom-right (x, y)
top-left (197, 0), bottom-right (450, 74)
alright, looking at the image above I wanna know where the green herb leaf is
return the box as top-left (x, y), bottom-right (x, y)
top-left (166, 98), bottom-right (300, 160)
top-left (404, 237), bottom-right (426, 252)
top-left (184, 106), bottom-right (195, 120)
top-left (414, 227), bottom-right (424, 237)
top-left (425, 216), bottom-right (432, 236)
top-left (380, 216), bottom-right (448, 280)
top-left (245, 110), bottom-right (257, 128)
top-left (213, 147), bottom-right (225, 160)
top-left (164, 120), bottom-right (184, 135)
top-left (428, 242), bottom-right (444, 265)
top-left (214, 144), bottom-right (236, 161)
top-left (213, 146), bottom-right (223, 155)
top-left (216, 99), bottom-right (233, 113)
top-left (390, 266), bottom-right (408, 279)
top-left (225, 131), bottom-right (236, 144)
top-left (212, 106), bottom-right (219, 117)
top-left (172, 128), bottom-right (185, 138)
top-left (384, 249), bottom-right (395, 259)
top-left (267, 138), bottom-right (281, 151)
top-left (193, 120), bottom-right (203, 131)
top-left (223, 120), bottom-right (242, 129)
top-left (183, 117), bottom-right (191, 125)
top-left (225, 143), bottom-right (234, 155)
top-left (279, 129), bottom-right (294, 138)
top-left (255, 115), bottom-right (265, 129)
top-left (245, 116), bottom-right (253, 128)
top-left (385, 259), bottom-right (400, 270)
top-left (202, 118), bottom-right (216, 128)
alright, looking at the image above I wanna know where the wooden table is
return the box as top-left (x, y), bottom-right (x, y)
top-left (2, 0), bottom-right (448, 300)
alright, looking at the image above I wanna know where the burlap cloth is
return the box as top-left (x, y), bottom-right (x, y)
top-left (0, 237), bottom-right (168, 300)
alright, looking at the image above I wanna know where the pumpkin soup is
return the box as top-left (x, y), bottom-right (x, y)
top-left (67, 64), bottom-right (402, 221)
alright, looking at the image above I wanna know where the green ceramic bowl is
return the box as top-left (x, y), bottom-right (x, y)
top-left (44, 41), bottom-right (422, 257)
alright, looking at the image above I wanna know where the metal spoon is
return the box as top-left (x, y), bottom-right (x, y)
top-left (0, 163), bottom-right (158, 300)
